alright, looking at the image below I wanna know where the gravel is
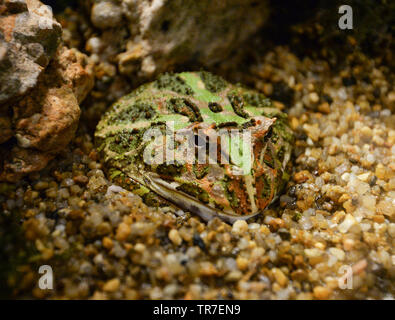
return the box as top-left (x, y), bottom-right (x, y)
top-left (1, 9), bottom-right (394, 300)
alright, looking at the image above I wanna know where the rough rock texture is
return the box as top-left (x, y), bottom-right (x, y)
top-left (0, 0), bottom-right (62, 104)
top-left (86, 0), bottom-right (269, 79)
top-left (0, 0), bottom-right (94, 182)
top-left (0, 46), bottom-right (94, 182)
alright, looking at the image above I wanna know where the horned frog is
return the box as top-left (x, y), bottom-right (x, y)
top-left (95, 72), bottom-right (294, 223)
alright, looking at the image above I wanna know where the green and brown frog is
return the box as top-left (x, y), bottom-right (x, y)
top-left (95, 72), bottom-right (294, 223)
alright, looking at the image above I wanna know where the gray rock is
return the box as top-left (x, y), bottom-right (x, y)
top-left (91, 1), bottom-right (123, 29)
top-left (0, 1), bottom-right (94, 182)
top-left (0, 0), bottom-right (62, 105)
top-left (88, 0), bottom-right (269, 79)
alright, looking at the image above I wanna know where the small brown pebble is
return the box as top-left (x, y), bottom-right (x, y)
top-left (73, 175), bottom-right (89, 185)
top-left (309, 92), bottom-right (319, 103)
top-left (236, 256), bottom-right (249, 271)
top-left (199, 262), bottom-right (218, 276)
top-left (102, 237), bottom-right (113, 249)
top-left (272, 268), bottom-right (288, 287)
top-left (352, 259), bottom-right (368, 275)
top-left (318, 102), bottom-right (330, 114)
top-left (34, 181), bottom-right (49, 191)
top-left (294, 170), bottom-right (312, 183)
top-left (116, 222), bottom-right (131, 241)
top-left (68, 209), bottom-right (85, 220)
top-left (232, 220), bottom-right (248, 235)
top-left (103, 278), bottom-right (120, 292)
top-left (168, 229), bottom-right (182, 246)
top-left (372, 215), bottom-right (385, 223)
top-left (313, 286), bottom-right (331, 300)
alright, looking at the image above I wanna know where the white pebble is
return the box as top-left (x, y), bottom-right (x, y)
top-left (329, 247), bottom-right (345, 261)
top-left (232, 220), bottom-right (248, 235)
top-left (338, 214), bottom-right (356, 233)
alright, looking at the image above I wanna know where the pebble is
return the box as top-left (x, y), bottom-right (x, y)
top-left (91, 1), bottom-right (123, 29)
top-left (294, 170), bottom-right (311, 183)
top-left (103, 278), bottom-right (120, 292)
top-left (309, 92), bottom-right (319, 103)
top-left (236, 256), bottom-right (249, 271)
top-left (329, 247), bottom-right (345, 261)
top-left (168, 229), bottom-right (182, 246)
top-left (338, 214), bottom-right (357, 233)
top-left (313, 286), bottom-right (331, 300)
top-left (272, 268), bottom-right (288, 287)
top-left (116, 222), bottom-right (131, 242)
top-left (232, 220), bottom-right (248, 235)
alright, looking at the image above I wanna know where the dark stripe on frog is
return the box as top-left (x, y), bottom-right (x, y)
top-left (227, 91), bottom-right (249, 119)
top-left (166, 97), bottom-right (203, 122)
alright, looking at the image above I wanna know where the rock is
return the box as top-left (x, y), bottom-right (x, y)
top-left (102, 278), bottom-right (120, 292)
top-left (89, 0), bottom-right (269, 79)
top-left (232, 220), bottom-right (248, 235)
top-left (0, 1), bottom-right (94, 182)
top-left (0, 112), bottom-right (13, 144)
top-left (91, 1), bottom-right (123, 29)
top-left (313, 286), bottom-right (331, 300)
top-left (0, 46), bottom-right (94, 182)
top-left (116, 222), bottom-right (131, 242)
top-left (168, 229), bottom-right (182, 246)
top-left (272, 267), bottom-right (288, 287)
top-left (0, 0), bottom-right (62, 104)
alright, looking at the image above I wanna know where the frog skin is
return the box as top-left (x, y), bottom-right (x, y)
top-left (95, 72), bottom-right (294, 223)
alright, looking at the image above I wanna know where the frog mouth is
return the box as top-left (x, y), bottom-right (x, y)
top-left (128, 171), bottom-right (261, 224)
